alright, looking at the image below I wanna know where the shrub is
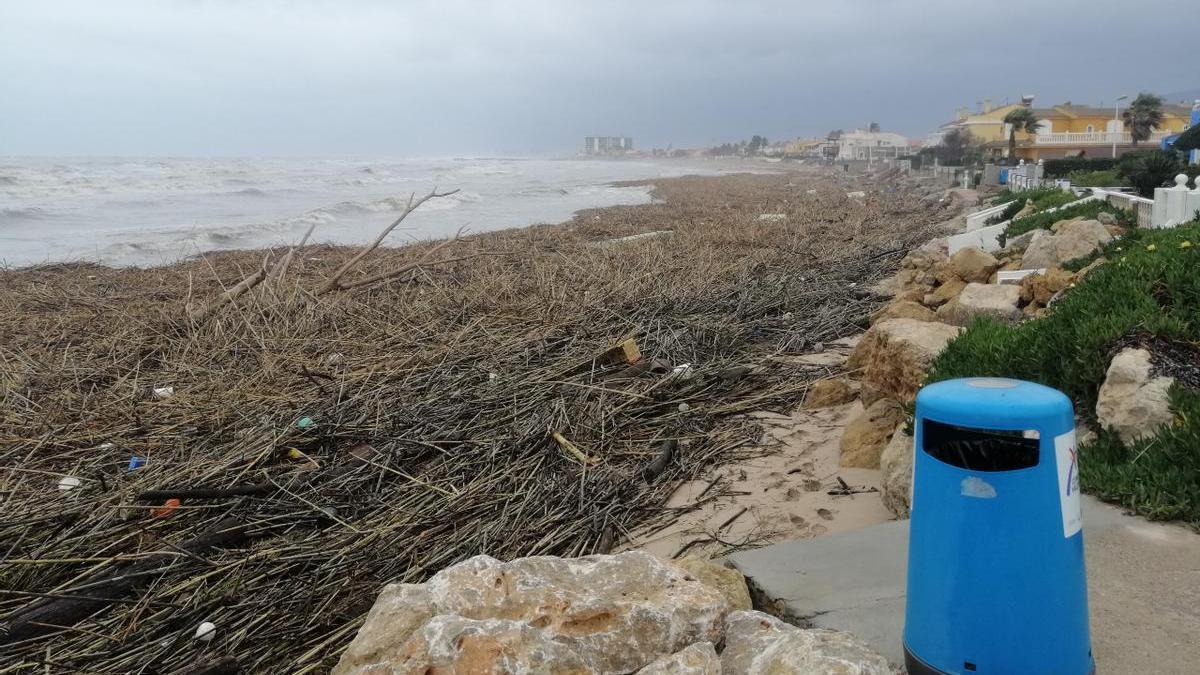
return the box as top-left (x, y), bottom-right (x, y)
top-left (1117, 150), bottom-right (1184, 197)
top-left (927, 221), bottom-right (1200, 526)
top-left (1000, 198), bottom-right (1133, 245)
top-left (1065, 169), bottom-right (1124, 187)
top-left (1043, 157), bottom-right (1118, 178)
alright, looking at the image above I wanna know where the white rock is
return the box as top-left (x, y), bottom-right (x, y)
top-left (935, 283), bottom-right (1023, 326)
top-left (334, 551), bottom-right (732, 675)
top-left (1096, 348), bottom-right (1175, 445)
top-left (721, 610), bottom-right (890, 674)
top-left (637, 642), bottom-right (720, 674)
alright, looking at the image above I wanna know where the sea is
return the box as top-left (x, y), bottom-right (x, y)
top-left (0, 156), bottom-right (750, 268)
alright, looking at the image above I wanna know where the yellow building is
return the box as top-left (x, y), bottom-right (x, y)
top-left (940, 97), bottom-right (1195, 161)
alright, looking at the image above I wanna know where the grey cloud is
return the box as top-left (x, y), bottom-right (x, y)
top-left (1, 0), bottom-right (1194, 155)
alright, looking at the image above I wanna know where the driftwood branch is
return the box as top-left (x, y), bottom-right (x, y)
top-left (186, 254), bottom-right (274, 323)
top-left (271, 221), bottom-right (318, 283)
top-left (314, 188), bottom-right (460, 295)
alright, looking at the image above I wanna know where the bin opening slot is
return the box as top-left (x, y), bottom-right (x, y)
top-left (922, 420), bottom-right (1039, 471)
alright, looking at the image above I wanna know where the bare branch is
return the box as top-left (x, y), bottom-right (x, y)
top-left (186, 253), bottom-right (275, 323)
top-left (314, 188), bottom-right (459, 295)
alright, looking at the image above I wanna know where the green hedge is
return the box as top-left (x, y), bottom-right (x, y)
top-left (1000, 198), bottom-right (1133, 246)
top-left (927, 222), bottom-right (1200, 526)
top-left (986, 187), bottom-right (1080, 225)
top-left (1044, 157), bottom-right (1118, 178)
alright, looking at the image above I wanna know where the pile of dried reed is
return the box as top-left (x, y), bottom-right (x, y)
top-left (0, 171), bottom-right (953, 672)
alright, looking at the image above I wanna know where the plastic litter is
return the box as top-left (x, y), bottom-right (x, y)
top-left (127, 456), bottom-right (146, 471)
top-left (151, 386), bottom-right (174, 400)
top-left (152, 498), bottom-right (181, 518)
top-left (295, 416), bottom-right (316, 430)
top-left (678, 403), bottom-right (691, 413)
top-left (194, 621), bottom-right (216, 642)
top-left (57, 476), bottom-right (82, 491)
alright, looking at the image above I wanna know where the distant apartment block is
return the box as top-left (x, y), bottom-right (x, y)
top-left (584, 136), bottom-right (634, 155)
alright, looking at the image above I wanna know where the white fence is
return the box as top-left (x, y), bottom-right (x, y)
top-left (1005, 160), bottom-right (1045, 190)
top-left (965, 200), bottom-right (1015, 230)
top-left (1033, 130), bottom-right (1170, 145)
top-left (1151, 174), bottom-right (1200, 228)
top-left (1092, 188), bottom-right (1155, 228)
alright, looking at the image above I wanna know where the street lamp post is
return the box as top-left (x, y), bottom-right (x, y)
top-left (1113, 95), bottom-right (1128, 159)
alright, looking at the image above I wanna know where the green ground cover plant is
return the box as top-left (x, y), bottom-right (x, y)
top-left (927, 221), bottom-right (1200, 526)
top-left (1000, 198), bottom-right (1133, 245)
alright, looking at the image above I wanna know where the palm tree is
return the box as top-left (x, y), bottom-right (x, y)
top-left (1003, 107), bottom-right (1040, 161)
top-left (1122, 93), bottom-right (1165, 146)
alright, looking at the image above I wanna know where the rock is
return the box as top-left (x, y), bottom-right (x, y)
top-left (1020, 220), bottom-right (1112, 269)
top-left (802, 378), bottom-right (858, 410)
top-left (334, 583), bottom-right (435, 671)
top-left (870, 300), bottom-right (936, 324)
top-left (922, 278), bottom-right (966, 308)
top-left (948, 246), bottom-right (1000, 283)
top-left (894, 286), bottom-right (931, 304)
top-left (840, 398), bottom-right (906, 469)
top-left (1076, 257), bottom-right (1107, 280)
top-left (1002, 228), bottom-right (1041, 252)
top-left (1049, 216), bottom-right (1080, 233)
top-left (879, 426), bottom-right (913, 519)
top-left (1018, 268), bottom-right (1076, 307)
top-left (1097, 211), bottom-right (1117, 226)
top-left (1096, 348), bottom-right (1175, 445)
top-left (637, 642), bottom-right (720, 675)
top-left (848, 319), bottom-right (963, 406)
top-left (721, 610), bottom-right (891, 675)
top-left (673, 558), bottom-right (753, 612)
top-left (384, 615), bottom-right (592, 673)
top-left (936, 283), bottom-right (1022, 326)
top-left (334, 551), bottom-right (731, 675)
top-left (1013, 199), bottom-right (1036, 219)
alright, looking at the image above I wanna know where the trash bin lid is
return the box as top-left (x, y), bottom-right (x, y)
top-left (917, 378), bottom-right (1072, 432)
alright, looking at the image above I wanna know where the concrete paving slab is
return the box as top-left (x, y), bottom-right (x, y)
top-left (728, 496), bottom-right (1200, 673)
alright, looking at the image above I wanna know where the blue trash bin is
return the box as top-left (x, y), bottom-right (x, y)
top-left (903, 378), bottom-right (1093, 675)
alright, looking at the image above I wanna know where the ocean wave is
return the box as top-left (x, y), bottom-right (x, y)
top-left (1, 206), bottom-right (49, 219)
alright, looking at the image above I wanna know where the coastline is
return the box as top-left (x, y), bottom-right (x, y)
top-left (0, 168), bottom-right (959, 672)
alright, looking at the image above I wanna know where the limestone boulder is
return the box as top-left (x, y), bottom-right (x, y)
top-left (637, 642), bottom-right (720, 675)
top-left (1018, 268), bottom-right (1076, 307)
top-left (802, 378), bottom-right (858, 409)
top-left (840, 398), bottom-right (906, 469)
top-left (1002, 228), bottom-right (1041, 252)
top-left (721, 610), bottom-right (891, 675)
top-left (1021, 220), bottom-right (1112, 269)
top-left (948, 246), bottom-right (1000, 283)
top-left (1097, 211), bottom-right (1117, 226)
top-left (1075, 256), bottom-right (1107, 281)
top-left (334, 551), bottom-right (732, 675)
top-left (1096, 348), bottom-right (1175, 445)
top-left (848, 319), bottom-right (963, 406)
top-left (870, 300), bottom-right (936, 324)
top-left (879, 426), bottom-right (914, 519)
top-left (1013, 199), bottom-right (1036, 219)
top-left (922, 278), bottom-right (966, 308)
top-left (384, 615), bottom-right (592, 673)
top-left (936, 283), bottom-right (1022, 326)
top-left (673, 558), bottom-right (753, 612)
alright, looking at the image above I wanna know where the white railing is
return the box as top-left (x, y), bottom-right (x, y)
top-left (1151, 175), bottom-right (1200, 228)
top-left (1093, 188), bottom-right (1155, 228)
top-left (965, 201), bottom-right (1015, 231)
top-left (1034, 130), bottom-right (1171, 145)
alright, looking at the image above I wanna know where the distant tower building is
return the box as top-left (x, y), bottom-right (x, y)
top-left (584, 136), bottom-right (634, 155)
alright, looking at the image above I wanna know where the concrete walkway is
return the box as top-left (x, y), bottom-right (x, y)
top-left (728, 496), bottom-right (1200, 674)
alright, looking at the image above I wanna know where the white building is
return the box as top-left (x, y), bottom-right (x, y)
top-left (836, 131), bottom-right (910, 161)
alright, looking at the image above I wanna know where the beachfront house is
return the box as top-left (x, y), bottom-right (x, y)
top-left (940, 96), bottom-right (1194, 161)
top-left (835, 130), bottom-right (910, 161)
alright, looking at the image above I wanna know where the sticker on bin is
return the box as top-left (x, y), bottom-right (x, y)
top-left (1055, 429), bottom-right (1082, 537)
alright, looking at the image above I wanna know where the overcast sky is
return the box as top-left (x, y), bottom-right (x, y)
top-left (2, 0), bottom-right (1195, 156)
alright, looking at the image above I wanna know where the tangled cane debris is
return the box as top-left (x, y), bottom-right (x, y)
top-left (0, 171), bottom-right (957, 672)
